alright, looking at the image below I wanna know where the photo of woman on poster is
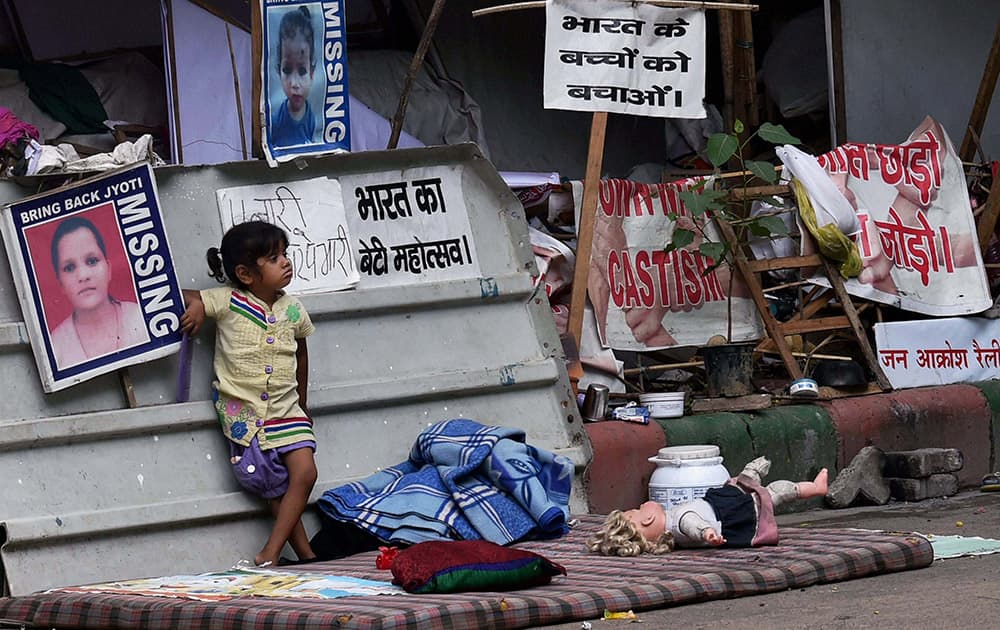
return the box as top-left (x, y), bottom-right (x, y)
top-left (46, 216), bottom-right (147, 368)
top-left (268, 4), bottom-right (322, 147)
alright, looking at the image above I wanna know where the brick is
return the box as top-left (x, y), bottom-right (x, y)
top-left (827, 446), bottom-right (889, 508)
top-left (883, 448), bottom-right (964, 478)
top-left (887, 474), bottom-right (960, 501)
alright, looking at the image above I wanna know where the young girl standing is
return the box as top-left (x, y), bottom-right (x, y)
top-left (182, 221), bottom-right (317, 567)
top-left (270, 6), bottom-right (317, 147)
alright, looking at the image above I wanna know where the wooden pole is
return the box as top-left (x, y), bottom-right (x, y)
top-left (567, 112), bottom-right (608, 354)
top-left (388, 0), bottom-right (448, 149)
top-left (472, 1), bottom-right (759, 18)
top-left (225, 23), bottom-right (248, 160)
top-left (250, 0), bottom-right (263, 159)
top-left (977, 171), bottom-right (1000, 252)
top-left (960, 20), bottom-right (1000, 163)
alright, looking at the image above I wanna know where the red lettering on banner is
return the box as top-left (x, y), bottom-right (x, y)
top-left (858, 213), bottom-right (874, 258)
top-left (633, 250), bottom-right (655, 307)
top-left (874, 208), bottom-right (951, 286)
top-left (820, 132), bottom-right (942, 206)
top-left (598, 178), bottom-right (702, 218)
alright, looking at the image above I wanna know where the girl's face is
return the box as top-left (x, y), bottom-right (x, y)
top-left (279, 33), bottom-right (314, 116)
top-left (56, 227), bottom-right (111, 313)
top-left (252, 246), bottom-right (294, 293)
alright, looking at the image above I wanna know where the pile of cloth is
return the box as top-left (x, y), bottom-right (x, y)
top-left (318, 418), bottom-right (574, 546)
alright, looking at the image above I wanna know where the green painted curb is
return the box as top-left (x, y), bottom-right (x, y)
top-left (656, 412), bottom-right (755, 472)
top-left (657, 404), bottom-right (837, 513)
top-left (969, 380), bottom-right (1000, 472)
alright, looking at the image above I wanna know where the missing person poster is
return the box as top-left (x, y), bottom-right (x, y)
top-left (261, 0), bottom-right (351, 165)
top-left (543, 0), bottom-right (706, 118)
top-left (0, 163), bottom-right (184, 392)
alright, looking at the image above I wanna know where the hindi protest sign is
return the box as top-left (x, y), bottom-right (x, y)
top-left (216, 177), bottom-right (359, 294)
top-left (338, 165), bottom-right (481, 289)
top-left (579, 178), bottom-right (763, 350)
top-left (874, 317), bottom-right (1000, 389)
top-left (261, 0), bottom-right (351, 165)
top-left (0, 164), bottom-right (184, 392)
top-left (809, 116), bottom-right (991, 315)
top-left (543, 0), bottom-right (706, 118)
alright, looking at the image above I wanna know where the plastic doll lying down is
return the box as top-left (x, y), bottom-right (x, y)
top-left (588, 457), bottom-right (828, 556)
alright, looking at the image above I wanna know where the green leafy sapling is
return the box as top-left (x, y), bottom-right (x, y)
top-left (665, 120), bottom-right (801, 342)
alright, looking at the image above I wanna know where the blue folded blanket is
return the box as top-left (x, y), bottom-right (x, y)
top-left (317, 419), bottom-right (574, 545)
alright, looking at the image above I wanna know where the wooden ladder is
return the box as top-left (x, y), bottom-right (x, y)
top-left (716, 217), bottom-right (892, 391)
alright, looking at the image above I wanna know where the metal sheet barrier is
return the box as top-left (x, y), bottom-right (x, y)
top-left (0, 144), bottom-right (590, 595)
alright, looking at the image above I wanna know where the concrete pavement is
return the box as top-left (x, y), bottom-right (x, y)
top-left (583, 381), bottom-right (1000, 514)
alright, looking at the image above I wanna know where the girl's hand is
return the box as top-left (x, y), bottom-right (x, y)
top-left (181, 289), bottom-right (206, 335)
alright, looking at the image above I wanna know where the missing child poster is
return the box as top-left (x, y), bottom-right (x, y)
top-left (261, 0), bottom-right (351, 165)
top-left (216, 177), bottom-right (360, 294)
top-left (0, 163), bottom-right (184, 392)
top-left (543, 0), bottom-right (706, 118)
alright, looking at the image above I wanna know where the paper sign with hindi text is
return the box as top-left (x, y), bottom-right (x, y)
top-left (339, 165), bottom-right (481, 289)
top-left (874, 317), bottom-right (1000, 389)
top-left (216, 177), bottom-right (359, 294)
top-left (544, 0), bottom-right (706, 118)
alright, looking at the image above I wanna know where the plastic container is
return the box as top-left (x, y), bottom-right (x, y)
top-left (639, 392), bottom-right (685, 418)
top-left (648, 445), bottom-right (731, 507)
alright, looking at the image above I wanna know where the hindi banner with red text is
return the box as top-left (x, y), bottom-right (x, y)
top-left (810, 116), bottom-right (991, 315)
top-left (580, 178), bottom-right (763, 351)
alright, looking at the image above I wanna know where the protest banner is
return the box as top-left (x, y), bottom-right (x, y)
top-left (579, 177), bottom-right (763, 351)
top-left (543, 0), bottom-right (706, 118)
top-left (810, 116), bottom-right (991, 316)
top-left (216, 177), bottom-right (359, 294)
top-left (260, 0), bottom-right (351, 165)
top-left (338, 165), bottom-right (481, 289)
top-left (875, 317), bottom-right (1000, 389)
top-left (0, 164), bottom-right (184, 392)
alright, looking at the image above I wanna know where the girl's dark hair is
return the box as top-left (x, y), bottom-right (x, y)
top-left (51, 216), bottom-right (107, 276)
top-left (207, 221), bottom-right (289, 289)
top-left (277, 6), bottom-right (315, 70)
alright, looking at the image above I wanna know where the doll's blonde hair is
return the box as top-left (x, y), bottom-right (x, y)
top-left (586, 510), bottom-right (675, 556)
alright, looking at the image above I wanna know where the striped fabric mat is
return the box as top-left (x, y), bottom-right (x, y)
top-left (0, 515), bottom-right (932, 629)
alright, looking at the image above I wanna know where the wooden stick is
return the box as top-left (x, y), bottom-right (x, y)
top-left (757, 348), bottom-right (851, 362)
top-left (119, 369), bottom-right (138, 409)
top-left (977, 169), bottom-right (1000, 252)
top-left (388, 0), bottom-right (448, 149)
top-left (960, 20), bottom-right (1000, 163)
top-left (472, 0), bottom-right (758, 18)
top-left (623, 360), bottom-right (704, 375)
top-left (567, 112), bottom-right (608, 353)
top-left (225, 23), bottom-right (248, 160)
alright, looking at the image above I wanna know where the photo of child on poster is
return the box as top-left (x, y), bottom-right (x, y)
top-left (0, 164), bottom-right (185, 392)
top-left (262, 0), bottom-right (351, 164)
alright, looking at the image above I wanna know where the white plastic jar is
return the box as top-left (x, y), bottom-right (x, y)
top-left (648, 445), bottom-right (731, 507)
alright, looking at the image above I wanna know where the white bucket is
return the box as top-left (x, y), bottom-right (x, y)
top-left (639, 392), bottom-right (685, 418)
top-left (648, 444), bottom-right (731, 507)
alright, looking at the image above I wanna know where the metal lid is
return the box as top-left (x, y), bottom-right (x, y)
top-left (653, 445), bottom-right (720, 460)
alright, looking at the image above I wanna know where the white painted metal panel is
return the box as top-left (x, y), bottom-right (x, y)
top-left (0, 144), bottom-right (590, 595)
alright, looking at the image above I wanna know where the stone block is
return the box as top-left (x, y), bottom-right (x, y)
top-left (887, 474), bottom-right (960, 501)
top-left (883, 448), bottom-right (964, 478)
